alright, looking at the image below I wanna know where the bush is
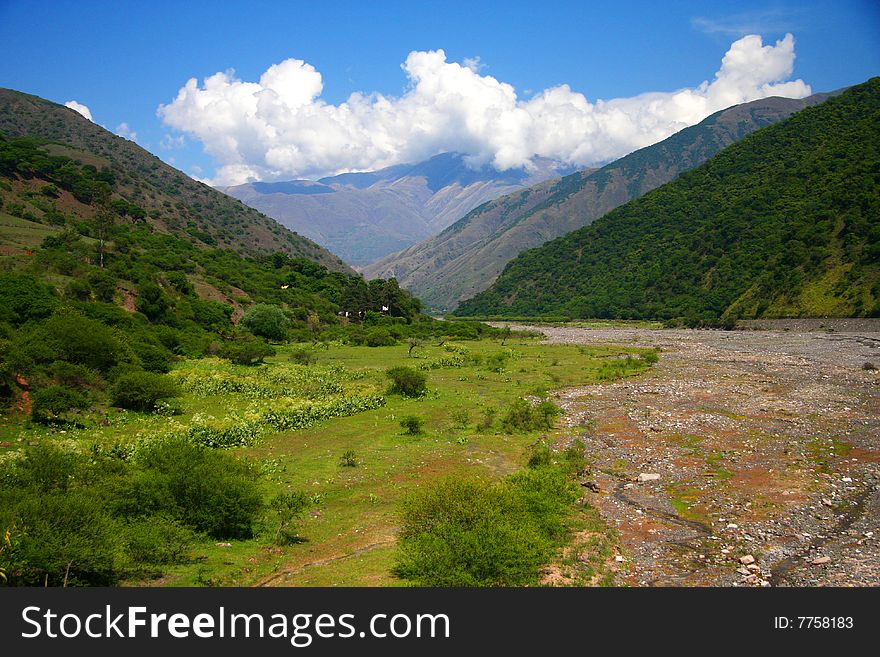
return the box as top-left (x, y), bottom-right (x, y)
top-left (393, 470), bottom-right (577, 586)
top-left (121, 516), bottom-right (194, 566)
top-left (241, 304), bottom-right (290, 342)
top-left (451, 409), bottom-right (470, 429)
top-left (30, 385), bottom-right (87, 425)
top-left (400, 415), bottom-right (425, 435)
top-left (131, 342), bottom-right (172, 373)
top-left (219, 339), bottom-right (276, 365)
top-left (120, 439), bottom-right (262, 539)
top-left (386, 366), bottom-right (427, 397)
top-left (0, 273), bottom-right (56, 326)
top-left (268, 492), bottom-right (310, 545)
top-left (500, 399), bottom-right (561, 433)
top-left (0, 491), bottom-right (122, 586)
top-left (527, 442), bottom-right (553, 469)
top-left (290, 349), bottom-right (316, 365)
top-left (49, 361), bottom-right (99, 391)
top-left (339, 450), bottom-right (358, 467)
top-left (13, 314), bottom-right (123, 374)
top-left (366, 328), bottom-right (396, 347)
top-left (476, 407), bottom-right (496, 432)
top-left (111, 371), bottom-right (180, 411)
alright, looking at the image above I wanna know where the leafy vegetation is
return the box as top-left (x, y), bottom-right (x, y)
top-left (456, 79), bottom-right (880, 323)
top-left (0, 440), bottom-right (261, 585)
top-left (393, 467), bottom-right (579, 586)
top-left (386, 366), bottom-right (428, 397)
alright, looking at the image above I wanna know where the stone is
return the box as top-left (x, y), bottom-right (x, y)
top-left (739, 554), bottom-right (756, 565)
top-left (637, 473), bottom-right (661, 482)
top-left (811, 556), bottom-right (831, 565)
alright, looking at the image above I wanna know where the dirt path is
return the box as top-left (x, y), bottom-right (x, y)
top-left (511, 325), bottom-right (880, 587)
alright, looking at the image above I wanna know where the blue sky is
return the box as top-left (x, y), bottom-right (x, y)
top-left (0, 0), bottom-right (877, 183)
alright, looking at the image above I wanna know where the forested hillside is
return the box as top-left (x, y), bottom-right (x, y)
top-left (455, 78), bottom-right (880, 323)
top-left (0, 89), bottom-right (350, 271)
top-left (365, 92), bottom-right (833, 310)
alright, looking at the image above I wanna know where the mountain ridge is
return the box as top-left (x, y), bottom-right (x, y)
top-left (221, 152), bottom-right (574, 265)
top-left (363, 91), bottom-right (838, 310)
top-left (454, 78), bottom-right (880, 322)
top-left (0, 88), bottom-right (351, 273)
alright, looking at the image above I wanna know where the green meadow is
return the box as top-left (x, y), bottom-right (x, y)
top-left (1, 337), bottom-right (657, 587)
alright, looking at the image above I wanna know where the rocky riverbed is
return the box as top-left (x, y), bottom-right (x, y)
top-left (511, 325), bottom-right (880, 587)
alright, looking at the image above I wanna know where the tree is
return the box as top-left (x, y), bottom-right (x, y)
top-left (241, 304), bottom-right (290, 342)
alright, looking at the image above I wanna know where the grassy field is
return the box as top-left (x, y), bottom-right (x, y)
top-left (0, 337), bottom-right (657, 586)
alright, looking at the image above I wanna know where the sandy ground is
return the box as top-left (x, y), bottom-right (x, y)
top-left (510, 325), bottom-right (880, 587)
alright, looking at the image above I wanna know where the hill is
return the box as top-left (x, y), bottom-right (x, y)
top-left (363, 92), bottom-right (835, 311)
top-left (0, 88), bottom-right (350, 273)
top-left (221, 153), bottom-right (571, 264)
top-left (454, 78), bottom-right (880, 323)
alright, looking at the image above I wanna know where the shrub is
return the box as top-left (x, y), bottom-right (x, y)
top-left (241, 304), bottom-right (290, 342)
top-left (451, 409), bottom-right (470, 429)
top-left (111, 371), bottom-right (180, 411)
top-left (219, 339), bottom-right (276, 365)
top-left (0, 491), bottom-right (122, 586)
top-left (121, 516), bottom-right (194, 566)
top-left (14, 314), bottom-right (123, 373)
top-left (501, 399), bottom-right (561, 433)
top-left (641, 349), bottom-right (660, 364)
top-left (290, 349), bottom-right (316, 365)
top-left (131, 342), bottom-right (172, 373)
top-left (400, 415), bottom-right (425, 435)
top-left (30, 385), bottom-right (87, 425)
top-left (393, 470), bottom-right (577, 586)
top-left (476, 407), bottom-right (496, 432)
top-left (121, 439), bottom-right (262, 539)
top-left (0, 273), bottom-right (56, 326)
top-left (49, 361), bottom-right (99, 391)
top-left (527, 442), bottom-right (553, 468)
top-left (86, 269), bottom-right (118, 303)
top-left (5, 443), bottom-right (81, 493)
top-left (339, 450), bottom-right (358, 467)
top-left (268, 491), bottom-right (310, 545)
top-left (366, 328), bottom-right (396, 347)
top-left (386, 366), bottom-right (427, 397)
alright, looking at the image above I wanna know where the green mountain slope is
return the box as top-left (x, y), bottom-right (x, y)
top-left (363, 92), bottom-right (834, 310)
top-left (455, 78), bottom-right (880, 322)
top-left (0, 88), bottom-right (350, 273)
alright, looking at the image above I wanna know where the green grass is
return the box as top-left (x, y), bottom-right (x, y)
top-left (0, 338), bottom-right (656, 586)
top-left (0, 212), bottom-right (63, 249)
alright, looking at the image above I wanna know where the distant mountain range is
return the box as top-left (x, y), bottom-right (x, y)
top-left (220, 153), bottom-right (574, 265)
top-left (0, 88), bottom-right (350, 273)
top-left (455, 78), bottom-right (879, 322)
top-left (364, 92), bottom-right (836, 311)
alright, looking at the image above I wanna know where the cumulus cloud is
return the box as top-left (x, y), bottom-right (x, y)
top-left (158, 34), bottom-right (810, 185)
top-left (64, 100), bottom-right (93, 122)
top-left (115, 122), bottom-right (139, 142)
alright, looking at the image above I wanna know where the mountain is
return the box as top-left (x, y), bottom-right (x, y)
top-left (221, 152), bottom-right (571, 265)
top-left (363, 92), bottom-right (836, 311)
top-left (454, 78), bottom-right (880, 322)
top-left (0, 88), bottom-right (351, 273)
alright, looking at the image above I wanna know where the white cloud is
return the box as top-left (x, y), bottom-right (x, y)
top-left (158, 34), bottom-right (811, 186)
top-left (64, 100), bottom-right (93, 122)
top-left (692, 10), bottom-right (801, 37)
top-left (115, 122), bottom-right (139, 143)
top-left (160, 133), bottom-right (186, 150)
